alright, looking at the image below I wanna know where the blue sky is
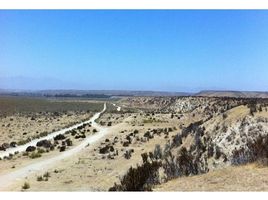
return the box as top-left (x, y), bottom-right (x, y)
top-left (0, 10), bottom-right (268, 92)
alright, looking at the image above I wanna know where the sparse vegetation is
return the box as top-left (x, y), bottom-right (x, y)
top-left (0, 96), bottom-right (104, 116)
top-left (109, 154), bottom-right (161, 191)
top-left (2, 95), bottom-right (268, 191)
top-left (29, 152), bottom-right (42, 159)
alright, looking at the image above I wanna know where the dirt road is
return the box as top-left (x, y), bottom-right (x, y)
top-left (0, 103), bottom-right (108, 190)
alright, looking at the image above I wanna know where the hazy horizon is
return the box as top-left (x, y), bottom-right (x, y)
top-left (1, 10), bottom-right (268, 92)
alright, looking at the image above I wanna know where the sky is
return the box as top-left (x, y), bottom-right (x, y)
top-left (0, 10), bottom-right (268, 92)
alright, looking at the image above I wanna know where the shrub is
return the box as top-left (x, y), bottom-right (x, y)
top-left (26, 146), bottom-right (36, 152)
top-left (22, 182), bottom-right (30, 190)
top-left (109, 159), bottom-right (161, 191)
top-left (50, 145), bottom-right (55, 151)
top-left (122, 141), bottom-right (130, 147)
top-left (162, 152), bottom-right (179, 179)
top-left (141, 152), bottom-right (148, 163)
top-left (40, 131), bottom-right (48, 137)
top-left (110, 146), bottom-right (115, 152)
top-left (222, 125), bottom-right (228, 133)
top-left (215, 146), bottom-right (222, 160)
top-left (59, 146), bottom-right (66, 152)
top-left (21, 138), bottom-right (31, 145)
top-left (126, 134), bottom-right (132, 141)
top-left (43, 172), bottom-right (50, 178)
top-left (231, 135), bottom-right (268, 165)
top-left (22, 152), bottom-right (29, 156)
top-left (37, 176), bottom-right (43, 181)
top-left (54, 134), bottom-right (66, 140)
top-left (0, 143), bottom-right (9, 151)
top-left (37, 148), bottom-right (45, 154)
top-left (10, 141), bottom-right (17, 147)
top-left (36, 139), bottom-right (52, 148)
top-left (124, 150), bottom-right (132, 159)
top-left (99, 145), bottom-right (111, 154)
top-left (153, 144), bottom-right (163, 160)
top-left (256, 157), bottom-right (268, 167)
top-left (207, 144), bottom-right (214, 158)
top-left (29, 152), bottom-right (42, 159)
top-left (65, 139), bottom-right (72, 146)
top-left (171, 134), bottom-right (182, 148)
top-left (248, 101), bottom-right (257, 116)
top-left (176, 147), bottom-right (198, 176)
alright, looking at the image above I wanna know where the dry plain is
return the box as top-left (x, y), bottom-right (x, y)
top-left (1, 95), bottom-right (268, 191)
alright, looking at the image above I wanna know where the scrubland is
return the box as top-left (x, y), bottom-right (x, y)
top-left (1, 95), bottom-right (268, 191)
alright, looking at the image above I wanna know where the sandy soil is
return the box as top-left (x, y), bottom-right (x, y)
top-left (0, 112), bottom-right (92, 145)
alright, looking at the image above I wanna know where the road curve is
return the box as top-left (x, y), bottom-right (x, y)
top-left (0, 103), bottom-right (108, 191)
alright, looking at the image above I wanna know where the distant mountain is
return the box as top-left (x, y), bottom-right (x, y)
top-left (195, 90), bottom-right (268, 98)
top-left (1, 87), bottom-right (268, 98)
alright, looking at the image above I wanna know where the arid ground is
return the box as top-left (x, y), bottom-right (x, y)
top-left (1, 95), bottom-right (268, 191)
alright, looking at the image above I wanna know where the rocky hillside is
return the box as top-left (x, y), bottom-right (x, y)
top-left (196, 90), bottom-right (268, 98)
top-left (110, 97), bottom-right (268, 191)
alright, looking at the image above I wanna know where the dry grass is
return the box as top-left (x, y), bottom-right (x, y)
top-left (0, 96), bottom-right (104, 116)
top-left (154, 164), bottom-right (268, 191)
top-left (5, 112), bottom-right (180, 191)
top-left (2, 96), bottom-right (268, 191)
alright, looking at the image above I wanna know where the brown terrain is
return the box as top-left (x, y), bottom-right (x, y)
top-left (1, 95), bottom-right (268, 191)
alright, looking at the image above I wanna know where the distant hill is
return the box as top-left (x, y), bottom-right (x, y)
top-left (1, 89), bottom-right (268, 98)
top-left (37, 90), bottom-right (191, 97)
top-left (0, 89), bottom-right (191, 97)
top-left (195, 90), bottom-right (268, 98)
